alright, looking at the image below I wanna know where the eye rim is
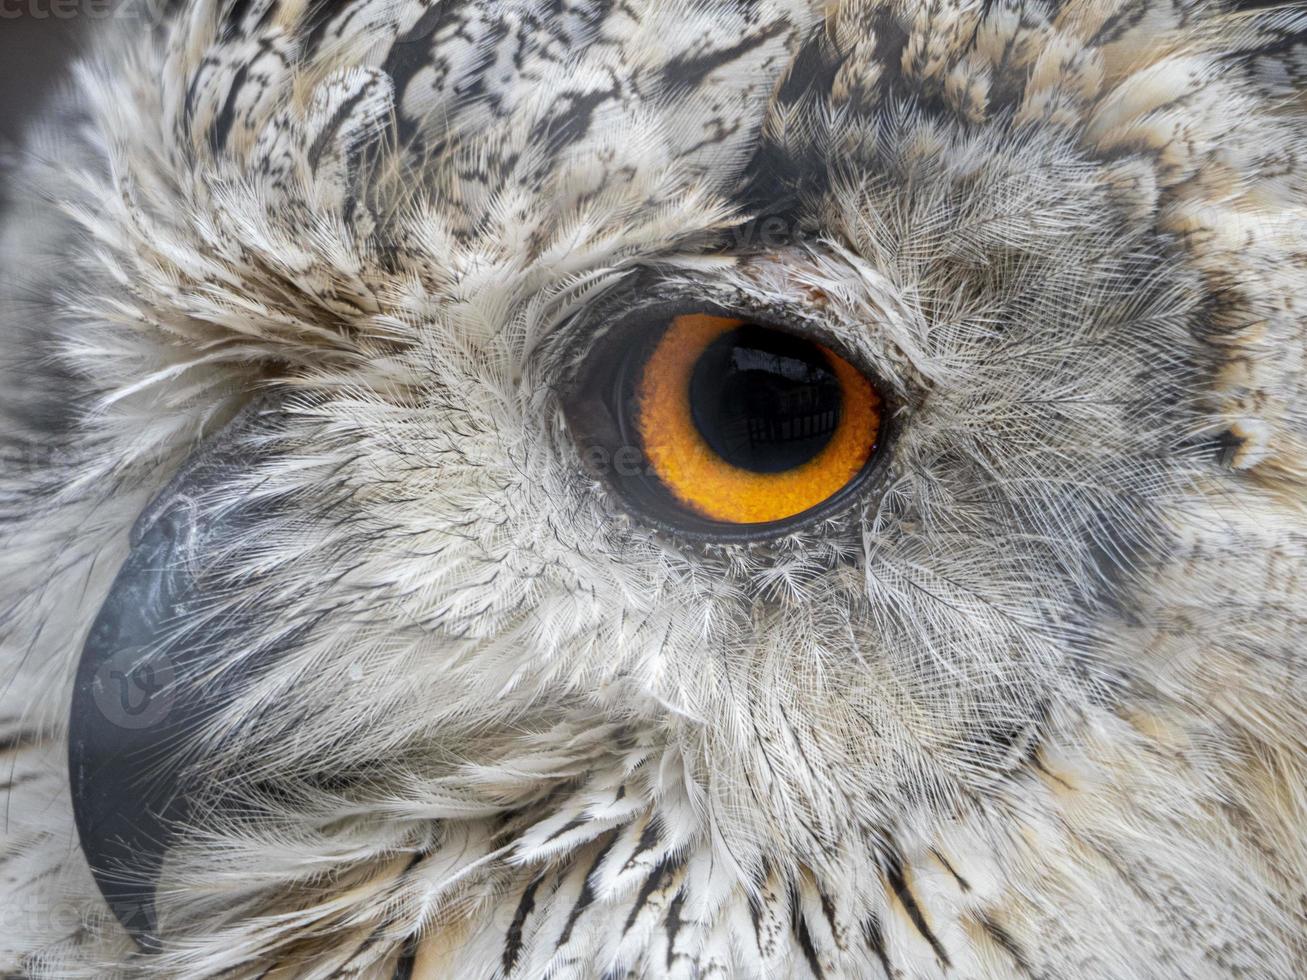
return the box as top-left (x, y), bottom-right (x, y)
top-left (563, 296), bottom-right (897, 543)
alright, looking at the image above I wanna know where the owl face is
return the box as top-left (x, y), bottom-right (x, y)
top-left (2, 0), bottom-right (1305, 976)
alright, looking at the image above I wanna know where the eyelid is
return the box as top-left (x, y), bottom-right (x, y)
top-left (564, 295), bottom-right (879, 391)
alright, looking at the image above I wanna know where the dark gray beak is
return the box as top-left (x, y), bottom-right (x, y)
top-left (68, 400), bottom-right (278, 948)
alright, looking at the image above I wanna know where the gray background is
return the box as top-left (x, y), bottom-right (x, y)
top-left (0, 15), bottom-right (85, 155)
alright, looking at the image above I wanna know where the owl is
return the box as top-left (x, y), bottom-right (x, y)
top-left (0, 0), bottom-right (1304, 976)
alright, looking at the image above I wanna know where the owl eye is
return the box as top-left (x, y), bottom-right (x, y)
top-left (566, 306), bottom-right (887, 536)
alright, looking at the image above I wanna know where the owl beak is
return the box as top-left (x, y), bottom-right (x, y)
top-left (67, 400), bottom-right (275, 949)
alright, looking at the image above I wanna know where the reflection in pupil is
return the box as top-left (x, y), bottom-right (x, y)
top-left (689, 326), bottom-right (842, 473)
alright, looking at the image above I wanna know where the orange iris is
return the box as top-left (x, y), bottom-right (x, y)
top-left (636, 314), bottom-right (881, 524)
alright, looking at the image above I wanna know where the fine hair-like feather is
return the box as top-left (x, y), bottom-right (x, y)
top-left (1, 0), bottom-right (1305, 976)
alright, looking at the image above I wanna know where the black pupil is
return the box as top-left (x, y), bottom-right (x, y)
top-left (689, 326), bottom-right (842, 473)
